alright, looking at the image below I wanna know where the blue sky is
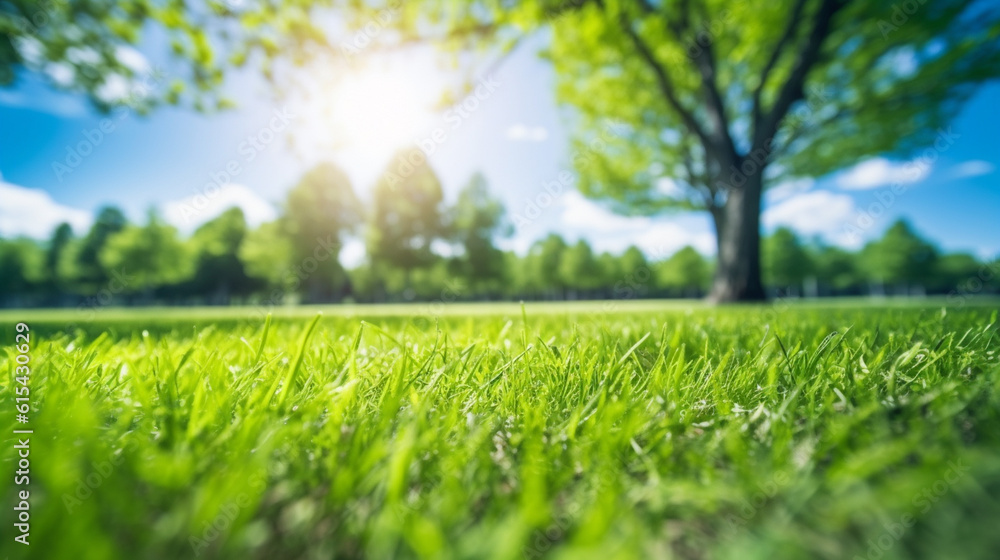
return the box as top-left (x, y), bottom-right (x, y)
top-left (1, 32), bottom-right (998, 266)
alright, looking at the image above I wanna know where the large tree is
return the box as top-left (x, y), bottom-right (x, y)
top-left (353, 0), bottom-right (1000, 301)
top-left (186, 207), bottom-right (256, 303)
top-left (99, 210), bottom-right (192, 296)
top-left (763, 227), bottom-right (812, 294)
top-left (63, 206), bottom-right (128, 293)
top-left (367, 149), bottom-right (448, 290)
top-left (283, 163), bottom-right (363, 302)
top-left (860, 219), bottom-right (938, 293)
top-left (451, 173), bottom-right (509, 293)
top-left (44, 221), bottom-right (74, 291)
top-left (656, 246), bottom-right (711, 297)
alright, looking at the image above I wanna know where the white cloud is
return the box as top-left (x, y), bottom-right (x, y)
top-left (763, 190), bottom-right (858, 247)
top-left (96, 74), bottom-right (132, 104)
top-left (560, 191), bottom-right (646, 233)
top-left (766, 177), bottom-right (815, 203)
top-left (163, 183), bottom-right (278, 234)
top-left (506, 123), bottom-right (548, 142)
top-left (45, 62), bottom-right (76, 87)
top-left (558, 191), bottom-right (715, 257)
top-left (951, 160), bottom-right (995, 179)
top-left (114, 45), bottom-right (151, 75)
top-left (835, 157), bottom-right (929, 190)
top-left (0, 179), bottom-right (92, 238)
top-left (632, 222), bottom-right (716, 259)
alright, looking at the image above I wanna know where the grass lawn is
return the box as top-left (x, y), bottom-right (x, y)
top-left (2, 300), bottom-right (1000, 559)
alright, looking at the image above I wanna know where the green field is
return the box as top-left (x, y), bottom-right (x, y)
top-left (2, 300), bottom-right (1000, 559)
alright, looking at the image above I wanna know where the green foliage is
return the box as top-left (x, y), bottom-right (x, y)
top-left (283, 162), bottom-right (362, 302)
top-left (763, 227), bottom-right (812, 291)
top-left (64, 206), bottom-right (128, 293)
top-left (99, 210), bottom-right (193, 292)
top-left (44, 222), bottom-right (74, 288)
top-left (861, 219), bottom-right (939, 289)
top-left (0, 236), bottom-right (44, 298)
top-left (185, 207), bottom-right (255, 300)
top-left (559, 239), bottom-right (602, 292)
top-left (932, 252), bottom-right (982, 293)
top-left (451, 173), bottom-right (508, 291)
top-left (3, 302), bottom-right (1000, 558)
top-left (537, 0), bottom-right (1000, 212)
top-left (528, 233), bottom-right (569, 294)
top-left (239, 220), bottom-right (294, 289)
top-left (657, 246), bottom-right (712, 295)
top-left (0, 0), bottom-right (339, 110)
top-left (812, 245), bottom-right (861, 292)
top-left (368, 150), bottom-right (448, 278)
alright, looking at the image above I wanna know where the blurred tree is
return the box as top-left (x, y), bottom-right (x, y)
top-left (44, 222), bottom-right (73, 292)
top-left (284, 163), bottom-right (363, 303)
top-left (502, 251), bottom-right (531, 298)
top-left (860, 220), bottom-right (938, 294)
top-left (368, 149), bottom-right (447, 292)
top-left (63, 206), bottom-right (128, 293)
top-left (932, 252), bottom-right (982, 294)
top-left (763, 227), bottom-right (812, 294)
top-left (358, 0), bottom-right (1000, 301)
top-left (619, 246), bottom-right (647, 274)
top-left (529, 234), bottom-right (568, 298)
top-left (0, 238), bottom-right (44, 305)
top-left (560, 239), bottom-right (602, 295)
top-left (0, 0), bottom-right (334, 111)
top-left (239, 220), bottom-right (295, 291)
top-left (186, 207), bottom-right (255, 303)
top-left (812, 245), bottom-right (860, 294)
top-left (99, 210), bottom-right (192, 296)
top-left (596, 251), bottom-right (622, 296)
top-left (657, 246), bottom-right (711, 297)
top-left (451, 173), bottom-right (509, 294)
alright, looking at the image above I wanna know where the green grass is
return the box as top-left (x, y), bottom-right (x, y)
top-left (2, 300), bottom-right (1000, 559)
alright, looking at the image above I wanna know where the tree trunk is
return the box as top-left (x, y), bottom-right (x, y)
top-left (709, 174), bottom-right (766, 302)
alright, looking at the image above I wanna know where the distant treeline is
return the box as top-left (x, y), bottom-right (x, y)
top-left (1, 155), bottom-right (998, 309)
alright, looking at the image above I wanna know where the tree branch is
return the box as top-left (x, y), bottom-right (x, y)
top-left (754, 0), bottom-right (848, 149)
top-left (751, 0), bottom-right (808, 136)
top-left (616, 9), bottom-right (715, 151)
top-left (683, 22), bottom-right (739, 164)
